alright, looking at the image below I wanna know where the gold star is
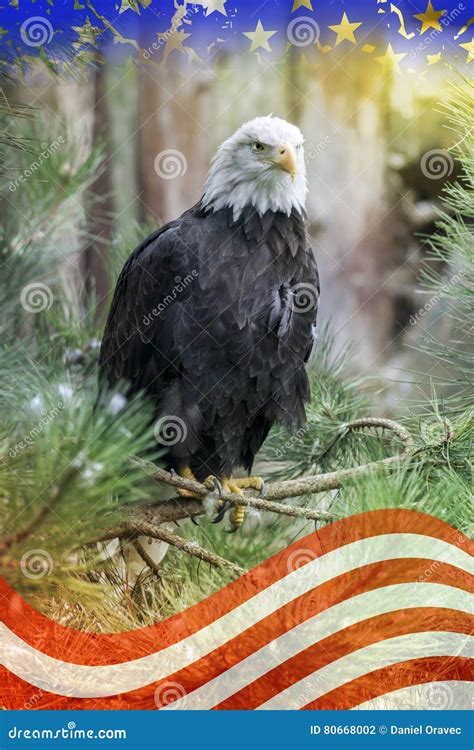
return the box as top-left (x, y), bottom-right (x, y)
top-left (72, 17), bottom-right (102, 49)
top-left (243, 20), bottom-right (277, 53)
top-left (427, 51), bottom-right (442, 64)
top-left (459, 37), bottom-right (474, 62)
top-left (414, 1), bottom-right (446, 34)
top-left (374, 43), bottom-right (407, 72)
top-left (291, 0), bottom-right (313, 10)
top-left (158, 28), bottom-right (191, 57)
top-left (328, 12), bottom-right (363, 46)
top-left (203, 0), bottom-right (227, 16)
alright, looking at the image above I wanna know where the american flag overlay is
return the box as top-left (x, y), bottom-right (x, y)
top-left (1, 510), bottom-right (472, 710)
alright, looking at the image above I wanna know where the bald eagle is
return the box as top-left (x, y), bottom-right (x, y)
top-left (99, 116), bottom-right (319, 530)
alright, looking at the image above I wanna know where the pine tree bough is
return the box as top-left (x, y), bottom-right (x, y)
top-left (129, 417), bottom-right (413, 506)
top-left (97, 418), bottom-right (414, 576)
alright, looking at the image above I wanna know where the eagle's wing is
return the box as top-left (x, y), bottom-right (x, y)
top-left (99, 218), bottom-right (196, 399)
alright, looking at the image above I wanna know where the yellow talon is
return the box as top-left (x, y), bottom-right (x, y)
top-left (229, 502), bottom-right (246, 529)
top-left (232, 476), bottom-right (265, 494)
top-left (176, 465), bottom-right (200, 497)
top-left (222, 479), bottom-right (245, 532)
top-left (203, 474), bottom-right (265, 530)
top-left (228, 476), bottom-right (265, 530)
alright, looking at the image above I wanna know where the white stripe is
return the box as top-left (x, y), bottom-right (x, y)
top-left (259, 632), bottom-right (473, 709)
top-left (167, 583), bottom-right (473, 709)
top-left (0, 533), bottom-right (471, 698)
top-left (353, 681), bottom-right (474, 710)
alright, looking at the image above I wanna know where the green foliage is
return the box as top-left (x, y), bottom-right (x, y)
top-left (0, 100), bottom-right (163, 606)
top-left (412, 76), bottom-right (474, 410)
top-left (0, 338), bottom-right (164, 591)
top-left (0, 108), bottom-right (103, 320)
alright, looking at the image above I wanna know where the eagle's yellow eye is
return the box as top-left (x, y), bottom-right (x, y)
top-left (252, 141), bottom-right (265, 153)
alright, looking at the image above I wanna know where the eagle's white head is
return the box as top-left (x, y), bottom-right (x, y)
top-left (202, 115), bottom-right (307, 220)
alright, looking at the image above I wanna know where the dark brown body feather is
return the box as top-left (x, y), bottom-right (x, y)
top-left (99, 202), bottom-right (319, 480)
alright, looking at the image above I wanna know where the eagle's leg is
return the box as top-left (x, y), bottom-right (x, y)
top-left (204, 476), bottom-right (264, 531)
top-left (175, 465), bottom-right (201, 497)
top-left (220, 479), bottom-right (246, 532)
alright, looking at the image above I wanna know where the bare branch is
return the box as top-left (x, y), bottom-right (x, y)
top-left (127, 417), bottom-right (413, 505)
top-left (6, 418), bottom-right (415, 580)
top-left (132, 540), bottom-right (163, 581)
top-left (131, 525), bottom-right (245, 577)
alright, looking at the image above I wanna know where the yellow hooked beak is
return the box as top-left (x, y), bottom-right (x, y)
top-left (274, 143), bottom-right (297, 180)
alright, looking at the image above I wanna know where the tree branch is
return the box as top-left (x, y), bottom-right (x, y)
top-left (129, 527), bottom-right (245, 577)
top-left (127, 417), bottom-right (414, 507)
top-left (4, 418), bottom-right (415, 580)
top-left (95, 417), bottom-right (415, 578)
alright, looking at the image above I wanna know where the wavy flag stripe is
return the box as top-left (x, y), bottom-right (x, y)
top-left (0, 510), bottom-right (472, 710)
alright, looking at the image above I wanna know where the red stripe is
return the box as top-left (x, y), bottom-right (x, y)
top-left (1, 610), bottom-right (471, 711)
top-left (2, 656), bottom-right (471, 712)
top-left (303, 657), bottom-right (473, 710)
top-left (214, 609), bottom-right (473, 709)
top-left (1, 561), bottom-right (471, 710)
top-left (1, 510), bottom-right (471, 665)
